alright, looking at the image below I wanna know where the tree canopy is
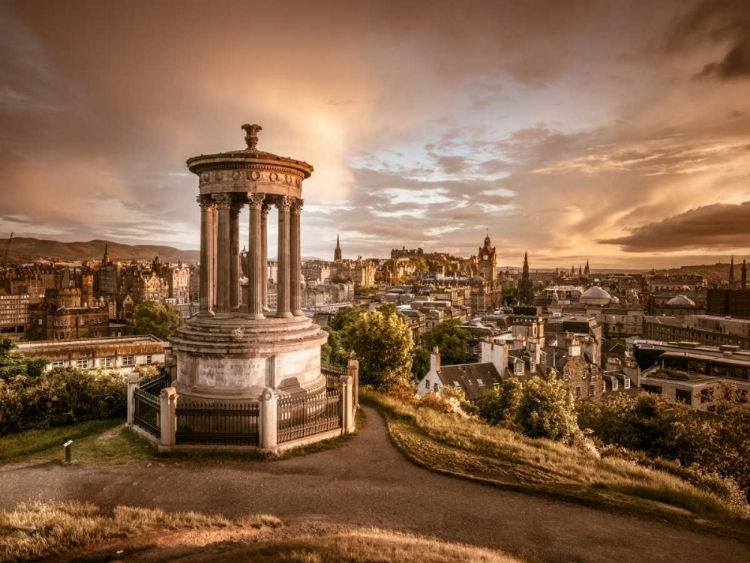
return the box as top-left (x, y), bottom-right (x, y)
top-left (339, 309), bottom-right (413, 390)
top-left (419, 319), bottom-right (470, 366)
top-left (133, 301), bottom-right (183, 340)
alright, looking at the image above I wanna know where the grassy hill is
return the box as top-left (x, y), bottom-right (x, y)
top-left (0, 237), bottom-right (199, 264)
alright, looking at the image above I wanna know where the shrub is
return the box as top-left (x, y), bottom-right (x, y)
top-left (0, 367), bottom-right (126, 435)
top-left (516, 375), bottom-right (580, 443)
top-left (478, 378), bottom-right (522, 427)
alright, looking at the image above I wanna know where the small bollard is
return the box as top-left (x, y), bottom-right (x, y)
top-left (63, 440), bottom-right (73, 463)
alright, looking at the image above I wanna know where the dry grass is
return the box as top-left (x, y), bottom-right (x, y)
top-left (199, 529), bottom-right (520, 563)
top-left (362, 391), bottom-right (750, 538)
top-left (0, 501), bottom-right (281, 563)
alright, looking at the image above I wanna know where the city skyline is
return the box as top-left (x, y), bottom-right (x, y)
top-left (1, 0), bottom-right (749, 269)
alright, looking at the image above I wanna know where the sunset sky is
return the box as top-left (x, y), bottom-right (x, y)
top-left (1, 0), bottom-right (749, 269)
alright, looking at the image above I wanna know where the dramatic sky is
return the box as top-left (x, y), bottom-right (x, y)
top-left (1, 0), bottom-right (749, 269)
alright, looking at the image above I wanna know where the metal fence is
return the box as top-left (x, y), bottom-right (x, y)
top-left (322, 363), bottom-right (347, 390)
top-left (133, 387), bottom-right (161, 438)
top-left (277, 388), bottom-right (341, 444)
top-left (140, 373), bottom-right (169, 395)
top-left (175, 402), bottom-right (260, 446)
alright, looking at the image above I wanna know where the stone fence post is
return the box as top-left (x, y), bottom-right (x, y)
top-left (347, 359), bottom-right (359, 408)
top-left (339, 375), bottom-right (355, 434)
top-left (159, 387), bottom-right (178, 449)
top-left (260, 387), bottom-right (277, 451)
top-left (126, 373), bottom-right (140, 426)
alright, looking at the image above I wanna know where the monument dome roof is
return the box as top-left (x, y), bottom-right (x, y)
top-left (667, 295), bottom-right (696, 307)
top-left (186, 123), bottom-right (314, 178)
top-left (580, 286), bottom-right (611, 301)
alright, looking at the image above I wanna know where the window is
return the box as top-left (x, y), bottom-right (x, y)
top-left (99, 357), bottom-right (113, 368)
top-left (433, 384), bottom-right (439, 393)
top-left (122, 356), bottom-right (134, 366)
top-left (676, 389), bottom-right (692, 405)
top-left (574, 386), bottom-right (581, 398)
top-left (146, 355), bottom-right (153, 364)
top-left (453, 381), bottom-right (461, 388)
top-left (589, 385), bottom-right (595, 396)
top-left (425, 380), bottom-right (430, 390)
top-left (76, 359), bottom-right (89, 369)
top-left (477, 378), bottom-right (484, 386)
top-left (623, 378), bottom-right (630, 389)
top-left (50, 361), bottom-right (65, 368)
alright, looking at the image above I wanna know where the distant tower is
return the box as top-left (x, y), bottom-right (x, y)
top-left (478, 233), bottom-right (497, 286)
top-left (518, 252), bottom-right (533, 305)
top-left (742, 260), bottom-right (747, 290)
top-left (584, 260), bottom-right (590, 277)
top-left (334, 234), bottom-right (342, 262)
top-left (103, 243), bottom-right (110, 265)
top-left (730, 255), bottom-right (735, 285)
top-left (578, 265), bottom-right (582, 275)
top-left (571, 265), bottom-right (575, 275)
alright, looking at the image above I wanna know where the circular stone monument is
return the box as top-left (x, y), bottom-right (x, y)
top-left (170, 124), bottom-right (328, 402)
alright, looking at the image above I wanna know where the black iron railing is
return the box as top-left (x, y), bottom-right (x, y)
top-left (322, 363), bottom-right (346, 390)
top-left (277, 388), bottom-right (341, 444)
top-left (140, 373), bottom-right (169, 395)
top-left (175, 402), bottom-right (260, 446)
top-left (133, 387), bottom-right (160, 437)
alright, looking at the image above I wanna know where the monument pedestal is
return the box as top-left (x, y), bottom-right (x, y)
top-left (170, 314), bottom-right (328, 402)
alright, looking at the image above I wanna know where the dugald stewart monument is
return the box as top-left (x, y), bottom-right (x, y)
top-left (129, 124), bottom-right (357, 452)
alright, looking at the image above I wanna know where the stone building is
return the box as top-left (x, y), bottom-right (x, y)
top-left (15, 335), bottom-right (165, 374)
top-left (29, 286), bottom-right (109, 341)
top-left (0, 293), bottom-right (29, 335)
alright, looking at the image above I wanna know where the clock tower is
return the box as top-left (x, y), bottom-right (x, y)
top-left (477, 234), bottom-right (497, 287)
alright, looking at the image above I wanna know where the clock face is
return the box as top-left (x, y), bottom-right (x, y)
top-left (483, 254), bottom-right (489, 261)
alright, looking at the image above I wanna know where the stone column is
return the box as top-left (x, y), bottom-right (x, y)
top-left (197, 196), bottom-right (214, 314)
top-left (259, 387), bottom-right (278, 451)
top-left (126, 373), bottom-right (140, 426)
top-left (339, 375), bottom-right (355, 435)
top-left (159, 386), bottom-right (178, 450)
top-left (247, 193), bottom-right (265, 319)
top-left (213, 193), bottom-right (232, 314)
top-left (208, 203), bottom-right (217, 311)
top-left (290, 199), bottom-right (304, 316)
top-left (347, 358), bottom-right (359, 409)
top-left (261, 203), bottom-right (270, 311)
top-left (229, 201), bottom-right (243, 310)
top-left (276, 196), bottom-right (292, 318)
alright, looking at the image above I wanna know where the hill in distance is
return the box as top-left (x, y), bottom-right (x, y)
top-left (1, 237), bottom-right (199, 264)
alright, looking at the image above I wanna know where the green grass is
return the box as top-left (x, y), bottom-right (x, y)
top-left (0, 501), bottom-right (281, 563)
top-left (0, 409), bottom-right (365, 467)
top-left (0, 420), bottom-right (128, 464)
top-left (362, 390), bottom-right (750, 540)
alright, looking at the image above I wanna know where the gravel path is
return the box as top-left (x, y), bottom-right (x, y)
top-left (2, 408), bottom-right (748, 563)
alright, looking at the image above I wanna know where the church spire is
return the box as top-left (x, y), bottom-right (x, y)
top-left (103, 242), bottom-right (110, 264)
top-left (730, 255), bottom-right (735, 283)
top-left (742, 259), bottom-right (747, 290)
top-left (334, 234), bottom-right (342, 262)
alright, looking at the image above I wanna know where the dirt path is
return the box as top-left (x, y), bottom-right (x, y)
top-left (2, 408), bottom-right (749, 563)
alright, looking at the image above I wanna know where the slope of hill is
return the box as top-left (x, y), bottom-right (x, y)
top-left (0, 237), bottom-right (199, 264)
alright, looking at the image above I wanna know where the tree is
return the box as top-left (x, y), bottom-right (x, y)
top-left (516, 375), bottom-right (579, 442)
top-left (411, 346), bottom-right (431, 378)
top-left (133, 301), bottom-right (183, 340)
top-left (478, 377), bottom-right (523, 427)
top-left (419, 319), bottom-right (470, 365)
top-left (340, 310), bottom-right (413, 390)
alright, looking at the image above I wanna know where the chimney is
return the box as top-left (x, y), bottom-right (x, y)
top-left (568, 337), bottom-right (581, 358)
top-left (481, 340), bottom-right (506, 375)
top-left (430, 346), bottom-right (441, 373)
